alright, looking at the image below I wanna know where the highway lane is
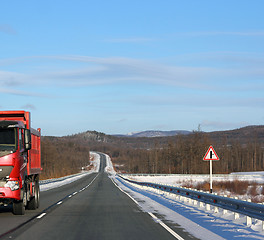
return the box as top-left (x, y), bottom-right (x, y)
top-left (1, 153), bottom-right (198, 240)
top-left (0, 171), bottom-right (97, 237)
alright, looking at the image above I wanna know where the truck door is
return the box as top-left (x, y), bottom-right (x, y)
top-left (18, 129), bottom-right (27, 178)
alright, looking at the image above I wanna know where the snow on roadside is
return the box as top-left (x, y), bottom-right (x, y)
top-left (125, 173), bottom-right (264, 202)
top-left (125, 173), bottom-right (264, 187)
top-left (90, 151), bottom-right (100, 173)
top-left (114, 175), bottom-right (264, 240)
top-left (103, 154), bottom-right (264, 239)
top-left (40, 151), bottom-right (100, 192)
top-left (104, 153), bottom-right (115, 174)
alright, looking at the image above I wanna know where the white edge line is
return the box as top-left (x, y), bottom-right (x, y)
top-left (110, 177), bottom-right (184, 240)
top-left (110, 177), bottom-right (139, 205)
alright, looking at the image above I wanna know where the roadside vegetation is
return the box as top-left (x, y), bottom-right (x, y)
top-left (180, 179), bottom-right (264, 203)
top-left (40, 126), bottom-right (264, 200)
top-left (40, 137), bottom-right (90, 180)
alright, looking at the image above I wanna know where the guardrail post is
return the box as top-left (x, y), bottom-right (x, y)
top-left (119, 175), bottom-right (264, 226)
top-left (214, 206), bottom-right (219, 213)
top-left (206, 204), bottom-right (210, 211)
top-left (223, 209), bottom-right (228, 215)
top-left (246, 216), bottom-right (252, 226)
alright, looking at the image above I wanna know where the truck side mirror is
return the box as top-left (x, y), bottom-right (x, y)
top-left (25, 129), bottom-right (31, 150)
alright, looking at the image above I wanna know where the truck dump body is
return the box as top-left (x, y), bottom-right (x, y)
top-left (28, 128), bottom-right (41, 175)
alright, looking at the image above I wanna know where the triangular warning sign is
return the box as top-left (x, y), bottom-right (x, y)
top-left (203, 145), bottom-right (219, 161)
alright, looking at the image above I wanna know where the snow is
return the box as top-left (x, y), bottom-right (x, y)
top-left (106, 155), bottom-right (264, 239)
top-left (124, 173), bottom-right (264, 202)
top-left (112, 175), bottom-right (264, 239)
top-left (104, 153), bottom-right (115, 174)
top-left (40, 151), bottom-right (100, 192)
top-left (39, 152), bottom-right (264, 239)
top-left (125, 173), bottom-right (264, 186)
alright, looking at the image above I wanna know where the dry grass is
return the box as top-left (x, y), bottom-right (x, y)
top-left (181, 179), bottom-right (264, 202)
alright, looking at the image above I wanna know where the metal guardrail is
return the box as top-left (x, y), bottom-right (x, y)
top-left (118, 174), bottom-right (264, 221)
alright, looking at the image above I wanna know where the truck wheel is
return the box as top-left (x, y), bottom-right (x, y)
top-left (13, 201), bottom-right (25, 215)
top-left (27, 180), bottom-right (40, 210)
top-left (36, 180), bottom-right (40, 208)
top-left (13, 189), bottom-right (26, 215)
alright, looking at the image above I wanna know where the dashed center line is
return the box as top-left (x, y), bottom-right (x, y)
top-left (37, 213), bottom-right (47, 219)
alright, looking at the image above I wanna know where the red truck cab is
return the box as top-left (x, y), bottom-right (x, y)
top-left (0, 111), bottom-right (41, 215)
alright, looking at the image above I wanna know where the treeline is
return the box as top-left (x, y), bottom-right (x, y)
top-left (40, 137), bottom-right (90, 180)
top-left (111, 131), bottom-right (264, 174)
top-left (40, 126), bottom-right (264, 179)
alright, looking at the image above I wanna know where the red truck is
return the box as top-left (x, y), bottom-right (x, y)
top-left (0, 111), bottom-right (41, 215)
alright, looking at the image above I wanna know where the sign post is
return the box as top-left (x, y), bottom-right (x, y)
top-left (203, 145), bottom-right (219, 193)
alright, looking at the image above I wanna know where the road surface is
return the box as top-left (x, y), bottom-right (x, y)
top-left (0, 153), bottom-right (198, 240)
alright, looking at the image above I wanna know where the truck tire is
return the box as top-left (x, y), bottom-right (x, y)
top-left (27, 180), bottom-right (40, 210)
top-left (13, 200), bottom-right (25, 215)
top-left (13, 187), bottom-right (27, 215)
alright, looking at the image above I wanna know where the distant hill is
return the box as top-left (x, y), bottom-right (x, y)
top-left (114, 130), bottom-right (191, 138)
top-left (45, 125), bottom-right (264, 149)
top-left (205, 125), bottom-right (264, 145)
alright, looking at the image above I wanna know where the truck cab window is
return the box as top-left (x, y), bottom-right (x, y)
top-left (19, 129), bottom-right (23, 150)
top-left (0, 128), bottom-right (16, 151)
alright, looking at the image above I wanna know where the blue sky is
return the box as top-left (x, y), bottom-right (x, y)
top-left (1, 1), bottom-right (264, 136)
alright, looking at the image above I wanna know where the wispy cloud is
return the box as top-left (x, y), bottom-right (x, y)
top-left (131, 95), bottom-right (264, 109)
top-left (201, 120), bottom-right (249, 131)
top-left (0, 24), bottom-right (16, 35)
top-left (1, 54), bottom-right (264, 96)
top-left (0, 87), bottom-right (46, 97)
top-left (105, 37), bottom-right (157, 43)
top-left (20, 104), bottom-right (36, 110)
top-left (177, 31), bottom-right (264, 37)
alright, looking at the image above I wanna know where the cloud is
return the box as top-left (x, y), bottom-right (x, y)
top-left (0, 87), bottom-right (41, 97)
top-left (177, 31), bottom-right (264, 37)
top-left (131, 94), bottom-right (264, 109)
top-left (20, 104), bottom-right (36, 110)
top-left (0, 24), bottom-right (16, 35)
top-left (105, 37), bottom-right (157, 43)
top-left (118, 118), bottom-right (127, 123)
top-left (0, 56), bottom-right (216, 89)
top-left (1, 54), bottom-right (264, 97)
top-left (28, 55), bottom-right (233, 89)
top-left (201, 120), bottom-right (249, 131)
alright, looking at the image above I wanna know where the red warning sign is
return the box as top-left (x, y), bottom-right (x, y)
top-left (203, 145), bottom-right (219, 161)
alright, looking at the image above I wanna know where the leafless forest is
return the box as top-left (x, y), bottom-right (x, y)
top-left (40, 126), bottom-right (264, 179)
top-left (40, 137), bottom-right (90, 179)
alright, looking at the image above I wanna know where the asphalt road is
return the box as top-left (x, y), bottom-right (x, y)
top-left (0, 153), bottom-right (197, 240)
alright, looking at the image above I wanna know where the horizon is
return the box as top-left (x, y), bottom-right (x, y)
top-left (43, 124), bottom-right (264, 137)
top-left (1, 1), bottom-right (264, 136)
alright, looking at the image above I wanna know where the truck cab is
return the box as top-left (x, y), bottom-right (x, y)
top-left (0, 111), bottom-right (41, 215)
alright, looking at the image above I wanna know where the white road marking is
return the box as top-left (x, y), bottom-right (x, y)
top-left (37, 213), bottom-right (47, 219)
top-left (148, 212), bottom-right (185, 240)
top-left (110, 177), bottom-right (185, 240)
